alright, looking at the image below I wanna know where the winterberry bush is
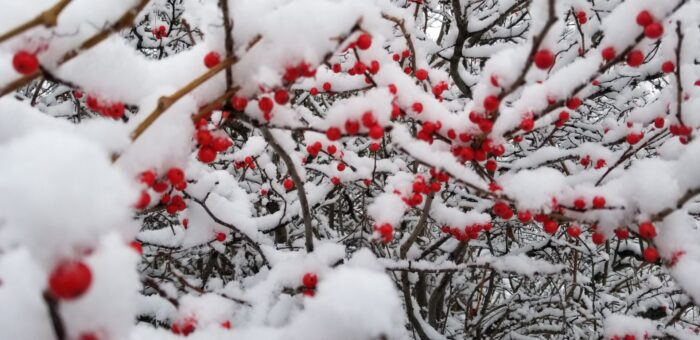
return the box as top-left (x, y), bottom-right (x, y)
top-left (2, 0), bottom-right (700, 339)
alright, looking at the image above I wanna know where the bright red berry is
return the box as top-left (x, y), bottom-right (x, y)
top-left (626, 132), bottom-right (643, 145)
top-left (356, 34), bottom-right (372, 50)
top-left (12, 51), bottom-right (39, 75)
top-left (345, 120), bottom-right (360, 135)
top-left (627, 50), bottom-right (644, 67)
top-left (643, 246), bottom-right (659, 262)
top-left (485, 159), bottom-right (497, 172)
top-left (639, 222), bottom-right (657, 239)
top-left (566, 225), bottom-right (581, 238)
top-left (203, 51), bottom-right (221, 68)
top-left (644, 23), bottom-right (663, 39)
top-left (326, 127), bottom-right (342, 141)
top-left (615, 228), bottom-right (629, 239)
top-left (534, 49), bottom-right (555, 70)
top-left (592, 232), bottom-right (605, 245)
top-left (592, 196), bottom-right (606, 209)
top-left (661, 61), bottom-right (675, 73)
top-left (274, 89), bottom-right (289, 105)
top-left (415, 69), bottom-right (428, 81)
top-left (566, 97), bottom-right (582, 110)
top-left (574, 198), bottom-right (586, 210)
top-left (636, 10), bottom-right (653, 27)
top-left (601, 47), bottom-right (616, 61)
top-left (368, 125), bottom-right (384, 140)
top-left (49, 261), bottom-right (92, 300)
top-left (543, 220), bottom-right (558, 235)
top-left (303, 272), bottom-right (318, 288)
top-left (283, 178), bottom-right (294, 190)
top-left (412, 102), bottom-right (423, 113)
top-left (136, 191), bottom-right (151, 210)
top-left (483, 95), bottom-right (500, 112)
top-left (516, 211), bottom-right (531, 223)
top-left (520, 117), bottom-right (534, 131)
top-left (215, 232), bottom-right (226, 242)
top-left (198, 146), bottom-right (217, 163)
top-left (258, 97), bottom-right (274, 113)
top-left (167, 168), bottom-right (185, 185)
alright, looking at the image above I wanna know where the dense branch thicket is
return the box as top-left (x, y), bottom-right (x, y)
top-left (2, 0), bottom-right (700, 339)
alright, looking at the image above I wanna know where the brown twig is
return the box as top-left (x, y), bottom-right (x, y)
top-left (129, 56), bottom-right (238, 142)
top-left (43, 290), bottom-right (66, 340)
top-left (0, 0), bottom-right (72, 44)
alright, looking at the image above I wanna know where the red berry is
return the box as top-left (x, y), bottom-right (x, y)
top-left (221, 321), bottom-right (231, 329)
top-left (283, 178), bottom-right (294, 190)
top-left (639, 222), bottom-right (657, 239)
top-left (643, 247), bottom-right (659, 263)
top-left (567, 225), bottom-right (581, 238)
top-left (215, 232), bottom-right (226, 242)
top-left (337, 163), bottom-right (346, 171)
top-left (12, 51), bottom-right (39, 75)
top-left (327, 145), bottom-right (337, 154)
top-left (483, 95), bottom-right (500, 112)
top-left (615, 227), bottom-right (629, 239)
top-left (361, 111), bottom-right (376, 128)
top-left (566, 97), bottom-right (582, 110)
top-left (534, 49), bottom-right (555, 70)
top-left (140, 170), bottom-right (157, 187)
top-left (378, 223), bottom-right (393, 243)
top-left (331, 176), bottom-right (341, 185)
top-left (368, 125), bottom-right (384, 140)
top-left (322, 82), bottom-right (332, 92)
top-left (592, 232), bottom-right (605, 245)
top-left (310, 87), bottom-right (318, 96)
top-left (627, 50), bottom-right (644, 67)
top-left (136, 191), bottom-right (151, 210)
top-left (356, 34), bottom-right (372, 50)
top-left (626, 132), bottom-right (643, 145)
top-left (79, 332), bottom-right (99, 340)
top-left (198, 146), bottom-right (216, 163)
top-left (516, 211), bottom-right (531, 223)
top-left (644, 22), bottom-right (663, 39)
top-left (345, 120), bottom-right (360, 134)
top-left (636, 10), bottom-right (653, 27)
top-left (415, 69), bottom-right (428, 81)
top-left (412, 102), bottom-right (423, 113)
top-left (478, 120), bottom-right (493, 133)
top-left (574, 198), bottom-right (586, 210)
top-left (369, 143), bottom-right (380, 152)
top-left (485, 159), bottom-right (497, 172)
top-left (576, 11), bottom-right (587, 24)
top-left (49, 261), bottom-right (92, 300)
top-left (543, 220), bottom-right (558, 235)
top-left (258, 97), bottom-right (274, 113)
top-left (213, 137), bottom-right (232, 152)
top-left (661, 61), bottom-right (675, 73)
top-left (654, 117), bottom-right (665, 128)
top-left (601, 47), bottom-right (616, 61)
top-left (167, 168), bottom-right (185, 185)
top-left (303, 272), bottom-right (318, 288)
top-left (203, 51), bottom-right (221, 68)
top-left (274, 89), bottom-right (289, 105)
top-left (326, 127), bottom-right (342, 141)
top-left (592, 196), bottom-right (606, 209)
top-left (520, 117), bottom-right (534, 131)
top-left (129, 241), bottom-right (143, 255)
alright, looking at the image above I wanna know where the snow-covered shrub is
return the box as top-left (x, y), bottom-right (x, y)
top-left (2, 0), bottom-right (700, 339)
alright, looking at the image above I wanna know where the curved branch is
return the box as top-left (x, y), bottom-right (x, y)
top-left (259, 126), bottom-right (315, 253)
